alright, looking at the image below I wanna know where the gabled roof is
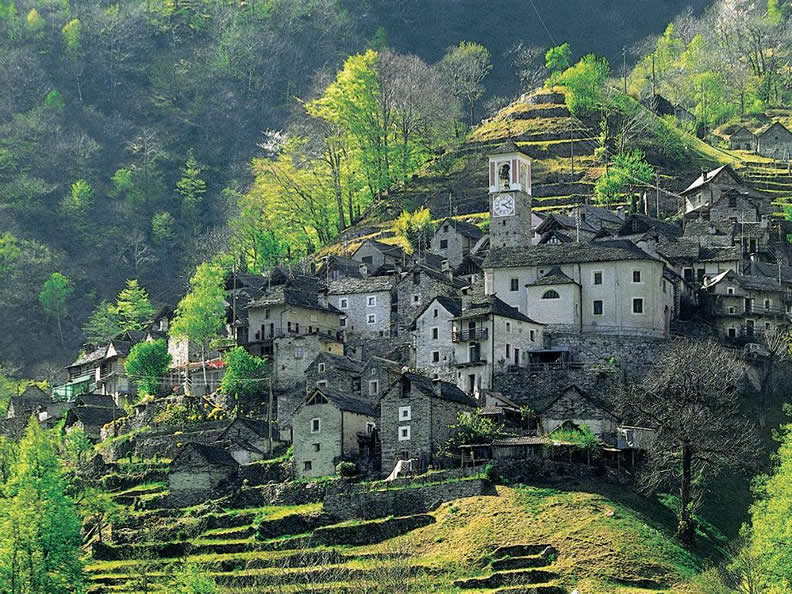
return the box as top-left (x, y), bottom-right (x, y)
top-left (247, 286), bottom-right (340, 314)
top-left (435, 218), bottom-right (484, 240)
top-left (17, 385), bottom-right (51, 405)
top-left (399, 264), bottom-right (468, 289)
top-left (304, 386), bottom-right (379, 417)
top-left (730, 125), bottom-right (756, 138)
top-left (309, 352), bottom-right (365, 374)
top-left (483, 240), bottom-right (658, 269)
top-left (454, 295), bottom-right (541, 324)
top-left (757, 120), bottom-right (792, 138)
top-left (66, 406), bottom-right (122, 429)
top-left (489, 139), bottom-right (531, 157)
top-left (526, 266), bottom-right (579, 287)
top-left (576, 204), bottom-right (625, 228)
top-left (75, 393), bottom-right (115, 408)
top-left (537, 230), bottom-right (574, 244)
top-left (415, 296), bottom-right (462, 321)
top-left (361, 356), bottom-right (403, 377)
top-left (400, 373), bottom-right (477, 407)
top-left (698, 246), bottom-right (741, 263)
top-left (173, 442), bottom-right (239, 468)
top-left (703, 269), bottom-right (783, 292)
top-left (317, 255), bottom-right (365, 278)
top-left (67, 346), bottom-right (107, 369)
top-left (539, 384), bottom-right (618, 419)
top-left (535, 213), bottom-right (598, 235)
top-left (655, 239), bottom-right (701, 262)
top-left (353, 239), bottom-right (405, 261)
top-left (219, 416), bottom-right (272, 440)
top-left (682, 166), bottom-right (741, 195)
top-left (617, 215), bottom-right (682, 240)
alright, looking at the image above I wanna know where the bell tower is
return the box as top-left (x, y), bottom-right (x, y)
top-left (488, 140), bottom-right (533, 249)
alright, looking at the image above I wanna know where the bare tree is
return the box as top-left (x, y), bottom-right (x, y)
top-left (509, 43), bottom-right (546, 94)
top-left (614, 338), bottom-right (761, 545)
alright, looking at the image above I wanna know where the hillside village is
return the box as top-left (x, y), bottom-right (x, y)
top-left (4, 96), bottom-right (792, 590)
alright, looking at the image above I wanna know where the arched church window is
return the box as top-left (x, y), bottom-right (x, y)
top-left (542, 290), bottom-right (560, 299)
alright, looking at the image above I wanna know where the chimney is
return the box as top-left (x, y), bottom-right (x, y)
top-left (701, 167), bottom-right (707, 181)
top-left (359, 263), bottom-right (368, 277)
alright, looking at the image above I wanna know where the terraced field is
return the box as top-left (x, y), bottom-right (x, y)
top-left (85, 467), bottom-right (716, 594)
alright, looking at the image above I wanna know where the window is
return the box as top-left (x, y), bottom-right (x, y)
top-left (399, 426), bottom-right (411, 441)
top-left (632, 270), bottom-right (642, 283)
top-left (593, 300), bottom-right (603, 316)
top-left (318, 362), bottom-right (325, 373)
top-left (765, 299), bottom-right (771, 310)
top-left (367, 295), bottom-right (376, 307)
top-left (366, 422), bottom-right (376, 434)
top-left (728, 327), bottom-right (736, 338)
top-left (369, 380), bottom-right (379, 395)
top-left (295, 346), bottom-right (304, 359)
top-left (432, 351), bottom-right (440, 363)
top-left (362, 256), bottom-right (373, 264)
top-left (510, 278), bottom-right (519, 291)
top-left (542, 290), bottom-right (560, 299)
top-left (530, 329), bottom-right (535, 341)
top-left (727, 287), bottom-right (734, 295)
top-left (593, 271), bottom-right (603, 285)
top-left (505, 344), bottom-right (511, 358)
top-left (632, 298), bottom-right (644, 314)
top-left (312, 443), bottom-right (320, 452)
top-left (340, 317), bottom-right (347, 327)
top-left (264, 309), bottom-right (270, 319)
top-left (432, 327), bottom-right (439, 340)
top-left (370, 368), bottom-right (377, 376)
top-left (505, 322), bottom-right (511, 333)
top-left (317, 380), bottom-right (327, 387)
top-left (697, 269), bottom-right (705, 283)
top-left (413, 271), bottom-right (421, 284)
top-left (311, 418), bottom-right (320, 433)
top-left (413, 294), bottom-right (420, 304)
top-left (433, 308), bottom-right (439, 318)
top-left (729, 194), bottom-right (737, 207)
top-left (367, 314), bottom-right (376, 325)
top-left (443, 225), bottom-right (449, 232)
top-left (339, 298), bottom-right (348, 309)
top-left (683, 268), bottom-right (693, 282)
top-left (303, 461), bottom-right (312, 471)
top-left (399, 406), bottom-right (411, 421)
top-left (632, 219), bottom-right (640, 233)
top-left (440, 239), bottom-right (448, 249)
top-left (729, 306), bottom-right (735, 314)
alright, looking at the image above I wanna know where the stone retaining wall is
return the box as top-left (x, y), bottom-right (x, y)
top-left (323, 478), bottom-right (494, 521)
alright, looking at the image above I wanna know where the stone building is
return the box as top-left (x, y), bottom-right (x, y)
top-left (351, 239), bottom-right (406, 272)
top-left (316, 255), bottom-right (368, 281)
top-left (729, 126), bottom-right (756, 151)
top-left (270, 334), bottom-right (344, 391)
top-left (430, 218), bottom-right (484, 269)
top-left (411, 296), bottom-right (461, 382)
top-left (487, 141), bottom-right (533, 249)
top-left (394, 265), bottom-right (468, 336)
top-left (328, 276), bottom-right (393, 339)
top-left (96, 339), bottom-right (136, 404)
top-left (451, 296), bottom-right (544, 396)
top-left (379, 373), bottom-right (477, 474)
top-left (756, 121), bottom-right (792, 159)
top-left (702, 269), bottom-right (789, 341)
top-left (484, 241), bottom-right (674, 338)
top-left (535, 213), bottom-right (600, 244)
top-left (304, 351), bottom-right (364, 392)
top-left (292, 386), bottom-right (379, 479)
top-left (656, 237), bottom-right (741, 286)
top-left (216, 417), bottom-right (282, 464)
top-left (359, 356), bottom-right (403, 399)
top-left (538, 384), bottom-right (620, 443)
top-left (168, 443), bottom-right (239, 506)
top-left (64, 406), bottom-right (123, 441)
top-left (682, 166), bottom-right (770, 221)
top-left (6, 385), bottom-right (51, 420)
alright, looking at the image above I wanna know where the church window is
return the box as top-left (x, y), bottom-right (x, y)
top-left (542, 290), bottom-right (560, 299)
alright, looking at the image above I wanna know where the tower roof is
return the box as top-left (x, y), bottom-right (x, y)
top-left (489, 140), bottom-right (531, 157)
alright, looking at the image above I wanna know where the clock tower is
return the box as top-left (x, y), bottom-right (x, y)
top-left (488, 140), bottom-right (533, 249)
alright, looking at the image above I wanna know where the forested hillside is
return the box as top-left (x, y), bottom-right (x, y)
top-left (0, 0), bottom-right (715, 375)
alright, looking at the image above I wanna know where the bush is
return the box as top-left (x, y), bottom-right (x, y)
top-left (483, 462), bottom-right (499, 483)
top-left (336, 461), bottom-right (358, 478)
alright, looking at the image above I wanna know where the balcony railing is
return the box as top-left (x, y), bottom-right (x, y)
top-left (453, 358), bottom-right (487, 368)
top-left (452, 328), bottom-right (489, 342)
top-left (249, 325), bottom-right (343, 343)
top-left (713, 305), bottom-right (790, 317)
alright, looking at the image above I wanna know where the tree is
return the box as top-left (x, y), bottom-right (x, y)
top-left (393, 208), bottom-right (434, 253)
top-left (114, 279), bottom-right (155, 332)
top-left (170, 262), bottom-right (226, 390)
top-left (556, 54), bottom-right (610, 117)
top-left (545, 42), bottom-right (572, 75)
top-left (176, 149), bottom-right (207, 220)
top-left (445, 411), bottom-right (505, 449)
top-left (82, 300), bottom-right (121, 346)
top-left (594, 150), bottom-right (654, 207)
top-left (438, 41), bottom-right (492, 127)
top-left (170, 562), bottom-right (218, 593)
top-left (0, 419), bottom-right (83, 593)
top-left (614, 339), bottom-right (760, 545)
top-left (125, 339), bottom-right (171, 397)
top-left (511, 43), bottom-right (546, 92)
top-left (220, 346), bottom-right (269, 406)
top-left (39, 272), bottom-right (73, 344)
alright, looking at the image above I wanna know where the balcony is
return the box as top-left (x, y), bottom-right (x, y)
top-left (713, 305), bottom-right (789, 318)
top-left (452, 328), bottom-right (489, 342)
top-left (249, 325), bottom-right (343, 343)
top-left (453, 358), bottom-right (487, 368)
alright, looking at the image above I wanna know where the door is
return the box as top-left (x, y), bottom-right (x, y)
top-left (514, 348), bottom-right (520, 366)
top-left (467, 374), bottom-right (476, 394)
top-left (746, 319), bottom-right (755, 337)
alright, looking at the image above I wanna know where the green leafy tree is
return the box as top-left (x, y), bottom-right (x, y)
top-left (82, 300), bottom-right (122, 345)
top-left (125, 339), bottom-right (171, 397)
top-left (176, 149), bottom-right (207, 219)
top-left (438, 41), bottom-right (492, 127)
top-left (44, 90), bottom-right (65, 110)
top-left (110, 168), bottom-right (134, 199)
top-left (0, 419), bottom-right (84, 593)
top-left (170, 562), bottom-right (218, 593)
top-left (594, 150), bottom-right (654, 207)
top-left (61, 179), bottom-right (95, 217)
top-left (0, 232), bottom-right (21, 276)
top-left (393, 208), bottom-right (433, 252)
top-left (151, 211), bottom-right (175, 244)
top-left (221, 346), bottom-right (269, 404)
top-left (39, 272), bottom-right (73, 344)
top-left (170, 262), bottom-right (226, 390)
top-left (557, 54), bottom-right (610, 116)
top-left (446, 411), bottom-right (505, 449)
top-left (114, 279), bottom-right (155, 332)
top-left (60, 426), bottom-right (93, 469)
top-left (545, 42), bottom-right (572, 74)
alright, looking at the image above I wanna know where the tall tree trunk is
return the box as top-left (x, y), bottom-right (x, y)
top-left (201, 344), bottom-right (208, 395)
top-left (677, 442), bottom-right (694, 545)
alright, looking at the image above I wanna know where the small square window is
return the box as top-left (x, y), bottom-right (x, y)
top-left (505, 322), bottom-right (511, 333)
top-left (593, 300), bottom-right (603, 316)
top-left (529, 329), bottom-right (535, 341)
top-left (433, 308), bottom-right (438, 318)
top-left (295, 346), bottom-right (303, 359)
top-left (367, 314), bottom-right (376, 324)
top-left (339, 298), bottom-right (348, 309)
top-left (318, 362), bottom-right (325, 373)
top-left (366, 422), bottom-right (376, 434)
top-left (593, 271), bottom-right (603, 285)
top-left (399, 406), bottom-right (411, 421)
top-left (303, 461), bottom-right (312, 471)
top-left (727, 287), bottom-right (734, 295)
top-left (510, 278), bottom-right (519, 291)
top-left (312, 443), bottom-right (320, 452)
top-left (432, 327), bottom-right (439, 339)
top-left (632, 298), bottom-right (644, 314)
top-left (370, 368), bottom-right (377, 376)
top-left (398, 425), bottom-right (411, 441)
top-left (311, 418), bottom-right (320, 433)
top-left (505, 344), bottom-right (511, 358)
top-left (413, 294), bottom-right (420, 304)
top-left (340, 317), bottom-right (347, 327)
top-left (432, 351), bottom-right (440, 363)
top-left (728, 327), bottom-right (736, 338)
top-left (440, 239), bottom-right (448, 249)
top-left (367, 295), bottom-right (376, 307)
top-left (369, 380), bottom-right (379, 395)
top-left (443, 225), bottom-right (449, 232)
top-left (632, 270), bottom-right (642, 283)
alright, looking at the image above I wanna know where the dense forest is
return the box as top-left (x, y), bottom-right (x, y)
top-left (0, 0), bottom-right (727, 377)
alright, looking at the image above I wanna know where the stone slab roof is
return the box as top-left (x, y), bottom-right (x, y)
top-left (174, 442), bottom-right (239, 468)
top-left (437, 218), bottom-right (484, 240)
top-left (328, 277), bottom-right (393, 294)
top-left (309, 386), bottom-right (379, 417)
top-left (526, 266), bottom-right (579, 286)
top-left (483, 240), bottom-right (657, 269)
top-left (311, 351), bottom-right (365, 374)
top-left (402, 372), bottom-right (477, 407)
top-left (455, 296), bottom-right (541, 324)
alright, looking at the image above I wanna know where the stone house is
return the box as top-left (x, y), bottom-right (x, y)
top-left (566, 205), bottom-right (625, 233)
top-left (380, 372), bottom-right (477, 474)
top-left (316, 255), bottom-right (368, 281)
top-left (7, 385), bottom-right (51, 420)
top-left (96, 339), bottom-right (136, 404)
top-left (656, 237), bottom-right (741, 286)
top-left (168, 443), bottom-right (239, 506)
top-left (682, 166), bottom-right (770, 221)
top-left (292, 386), bottom-right (379, 479)
top-left (729, 126), bottom-right (756, 151)
top-left (304, 351), bottom-right (364, 392)
top-left (452, 296), bottom-right (544, 396)
top-left (430, 218), bottom-right (484, 269)
top-left (616, 214), bottom-right (682, 243)
top-left (359, 356), bottom-right (403, 399)
top-left (411, 296), bottom-right (461, 382)
top-left (534, 213), bottom-right (600, 244)
top-left (756, 121), bottom-right (792, 159)
top-left (59, 346), bottom-right (105, 399)
top-left (538, 384), bottom-right (620, 444)
top-left (702, 269), bottom-right (789, 341)
top-left (351, 239), bottom-right (406, 272)
top-left (270, 333), bottom-right (344, 391)
top-left (394, 264), bottom-right (468, 336)
top-left (485, 241), bottom-right (673, 338)
top-left (64, 406), bottom-right (123, 441)
top-left (328, 276), bottom-right (393, 339)
top-left (216, 417), bottom-right (282, 464)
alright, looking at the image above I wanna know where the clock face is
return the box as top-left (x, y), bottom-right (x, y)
top-left (492, 194), bottom-right (515, 217)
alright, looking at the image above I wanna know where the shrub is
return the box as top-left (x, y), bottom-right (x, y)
top-left (336, 461), bottom-right (358, 478)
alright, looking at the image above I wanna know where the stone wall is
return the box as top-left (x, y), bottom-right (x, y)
top-left (135, 422), bottom-right (228, 459)
top-left (396, 270), bottom-right (462, 336)
top-left (323, 478), bottom-right (494, 521)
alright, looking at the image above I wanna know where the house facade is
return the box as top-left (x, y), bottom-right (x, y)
top-left (359, 356), bottom-right (402, 399)
top-left (394, 265), bottom-right (468, 336)
top-left (538, 385), bottom-right (620, 443)
top-left (304, 351), bottom-right (364, 392)
top-left (682, 166), bottom-right (769, 221)
top-left (351, 239), bottom-right (405, 272)
top-left (430, 218), bottom-right (484, 269)
top-left (411, 296), bottom-right (461, 383)
top-left (756, 121), bottom-right (792, 159)
top-left (328, 277), bottom-right (393, 339)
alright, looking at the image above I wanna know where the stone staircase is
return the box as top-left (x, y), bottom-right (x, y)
top-left (453, 544), bottom-right (565, 594)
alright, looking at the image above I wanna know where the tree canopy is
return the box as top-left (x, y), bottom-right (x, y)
top-left (125, 338), bottom-right (171, 397)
